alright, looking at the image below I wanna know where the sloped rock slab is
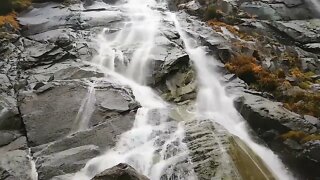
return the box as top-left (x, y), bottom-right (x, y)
top-left (18, 79), bottom-right (138, 179)
top-left (270, 19), bottom-right (320, 44)
top-left (37, 145), bottom-right (100, 180)
top-left (20, 80), bottom-right (138, 146)
top-left (234, 92), bottom-right (320, 179)
top-left (0, 96), bottom-right (21, 131)
top-left (0, 150), bottom-right (36, 180)
top-left (234, 92), bottom-right (318, 134)
top-left (33, 112), bottom-right (136, 157)
top-left (240, 1), bottom-right (312, 21)
top-left (184, 119), bottom-right (241, 180)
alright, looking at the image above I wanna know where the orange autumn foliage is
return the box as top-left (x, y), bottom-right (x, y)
top-left (0, 12), bottom-right (19, 30)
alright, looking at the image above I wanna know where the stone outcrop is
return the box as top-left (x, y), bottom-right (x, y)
top-left (234, 92), bottom-right (320, 179)
top-left (181, 108), bottom-right (275, 180)
top-left (92, 163), bottom-right (149, 180)
top-left (0, 2), bottom-right (142, 179)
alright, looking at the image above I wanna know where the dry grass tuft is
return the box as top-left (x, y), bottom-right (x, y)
top-left (281, 131), bottom-right (320, 143)
top-left (0, 12), bottom-right (19, 30)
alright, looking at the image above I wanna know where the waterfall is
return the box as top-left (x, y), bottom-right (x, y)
top-left (73, 0), bottom-right (196, 179)
top-left (72, 0), bottom-right (294, 179)
top-left (170, 12), bottom-right (294, 180)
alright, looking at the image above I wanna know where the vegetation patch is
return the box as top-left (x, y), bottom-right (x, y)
top-left (282, 92), bottom-right (320, 117)
top-left (225, 54), bottom-right (320, 117)
top-left (207, 20), bottom-right (255, 41)
top-left (0, 0), bottom-right (32, 15)
top-left (0, 0), bottom-right (69, 30)
top-left (225, 54), bottom-right (280, 91)
top-left (204, 5), bottom-right (223, 20)
top-left (281, 131), bottom-right (320, 143)
top-left (0, 12), bottom-right (19, 30)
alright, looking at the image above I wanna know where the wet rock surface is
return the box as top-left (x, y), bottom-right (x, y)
top-left (0, 0), bottom-right (320, 179)
top-left (184, 119), bottom-right (241, 180)
top-left (234, 92), bottom-right (320, 178)
top-left (0, 0), bottom-right (201, 179)
top-left (0, 1), bottom-right (142, 179)
top-left (174, 0), bottom-right (320, 179)
top-left (92, 163), bottom-right (149, 180)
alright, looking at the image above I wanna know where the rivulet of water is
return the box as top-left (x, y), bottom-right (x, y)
top-left (308, 0), bottom-right (320, 16)
top-left (72, 82), bottom-right (96, 132)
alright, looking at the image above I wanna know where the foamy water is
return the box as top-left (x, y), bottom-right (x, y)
top-left (72, 0), bottom-right (294, 179)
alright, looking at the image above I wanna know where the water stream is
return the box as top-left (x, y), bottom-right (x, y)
top-left (170, 13), bottom-right (294, 180)
top-left (72, 82), bottom-right (96, 132)
top-left (73, 0), bottom-right (196, 179)
top-left (73, 0), bottom-right (294, 179)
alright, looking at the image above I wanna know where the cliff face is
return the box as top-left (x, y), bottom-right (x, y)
top-left (0, 0), bottom-right (319, 179)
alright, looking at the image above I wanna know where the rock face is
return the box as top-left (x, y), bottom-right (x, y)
top-left (182, 111), bottom-right (275, 180)
top-left (234, 92), bottom-right (320, 179)
top-left (20, 80), bottom-right (138, 147)
top-left (0, 0), bottom-right (320, 179)
top-left (184, 119), bottom-right (241, 180)
top-left (0, 150), bottom-right (36, 180)
top-left (0, 1), bottom-right (142, 179)
top-left (92, 163), bottom-right (149, 180)
top-left (174, 0), bottom-right (320, 179)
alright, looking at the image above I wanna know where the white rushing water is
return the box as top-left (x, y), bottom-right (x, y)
top-left (73, 0), bottom-right (196, 179)
top-left (170, 13), bottom-right (294, 180)
top-left (73, 0), bottom-right (294, 179)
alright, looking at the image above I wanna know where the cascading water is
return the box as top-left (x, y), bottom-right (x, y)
top-left (170, 12), bottom-right (294, 180)
top-left (72, 0), bottom-right (294, 179)
top-left (73, 0), bottom-right (196, 179)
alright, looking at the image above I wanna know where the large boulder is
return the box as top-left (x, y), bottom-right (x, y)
top-left (0, 150), bottom-right (36, 180)
top-left (183, 116), bottom-right (275, 180)
top-left (20, 80), bottom-right (138, 146)
top-left (239, 1), bottom-right (313, 21)
top-left (269, 19), bottom-right (320, 44)
top-left (37, 145), bottom-right (100, 180)
top-left (184, 119), bottom-right (241, 180)
top-left (234, 92), bottom-right (317, 134)
top-left (92, 163), bottom-right (149, 180)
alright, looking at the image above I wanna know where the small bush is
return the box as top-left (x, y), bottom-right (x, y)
top-left (283, 92), bottom-right (320, 117)
top-left (257, 71), bottom-right (279, 91)
top-left (281, 131), bottom-right (307, 141)
top-left (226, 55), bottom-right (281, 92)
top-left (0, 12), bottom-right (19, 30)
top-left (298, 81), bottom-right (311, 89)
top-left (204, 5), bottom-right (222, 20)
top-left (0, 0), bottom-right (31, 15)
top-left (226, 55), bottom-right (265, 84)
top-left (281, 131), bottom-right (320, 143)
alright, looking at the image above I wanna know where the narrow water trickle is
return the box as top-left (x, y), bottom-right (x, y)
top-left (72, 82), bottom-right (96, 132)
top-left (309, 0), bottom-right (320, 15)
